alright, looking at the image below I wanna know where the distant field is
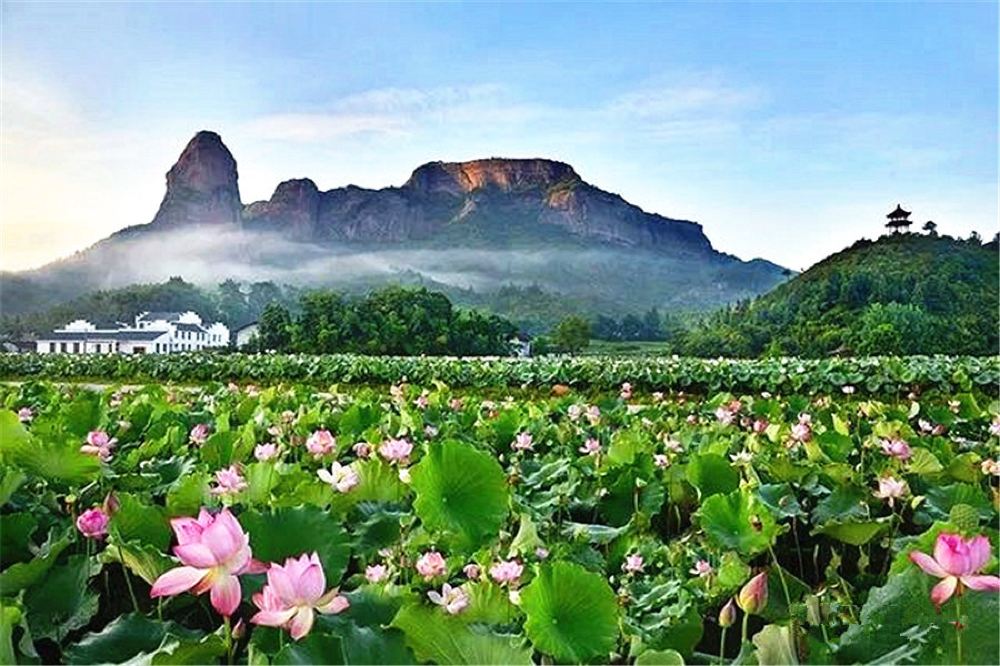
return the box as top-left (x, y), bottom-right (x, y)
top-left (582, 340), bottom-right (675, 356)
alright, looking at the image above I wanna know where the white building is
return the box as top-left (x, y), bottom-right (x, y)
top-left (233, 322), bottom-right (259, 349)
top-left (35, 311), bottom-right (230, 355)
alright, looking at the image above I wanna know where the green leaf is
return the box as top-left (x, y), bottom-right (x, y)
top-left (410, 440), bottom-right (509, 549)
top-left (907, 448), bottom-right (944, 475)
top-left (273, 632), bottom-right (345, 665)
top-left (318, 620), bottom-right (415, 665)
top-left (149, 633), bottom-right (227, 665)
top-left (25, 554), bottom-right (100, 641)
top-left (242, 506), bottom-right (351, 583)
top-left (816, 431), bottom-right (853, 463)
top-left (811, 486), bottom-right (868, 525)
top-left (753, 624), bottom-right (798, 665)
top-left (508, 513), bottom-right (544, 558)
top-left (101, 540), bottom-right (175, 585)
top-left (0, 512), bottom-right (38, 566)
top-left (697, 490), bottom-right (780, 557)
top-left (756, 484), bottom-right (806, 519)
top-left (814, 519), bottom-right (888, 546)
top-left (65, 614), bottom-right (198, 664)
top-left (200, 431), bottom-right (238, 469)
top-left (391, 603), bottom-right (532, 665)
top-left (0, 603), bottom-right (23, 666)
top-left (0, 411), bottom-right (100, 486)
top-left (0, 528), bottom-right (71, 595)
top-left (0, 468), bottom-right (26, 505)
top-left (521, 561), bottom-right (619, 663)
top-left (686, 453), bottom-right (739, 498)
top-left (838, 567), bottom-right (999, 665)
top-left (111, 493), bottom-right (171, 551)
top-left (635, 648), bottom-right (685, 665)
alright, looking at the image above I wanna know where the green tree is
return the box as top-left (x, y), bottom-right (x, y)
top-left (552, 316), bottom-right (591, 353)
top-left (257, 302), bottom-right (293, 351)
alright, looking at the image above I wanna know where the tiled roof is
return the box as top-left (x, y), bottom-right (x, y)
top-left (38, 330), bottom-right (169, 342)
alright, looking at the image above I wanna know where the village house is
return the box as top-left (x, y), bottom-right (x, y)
top-left (35, 311), bottom-right (229, 355)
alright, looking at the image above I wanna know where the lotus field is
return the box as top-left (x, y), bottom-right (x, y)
top-left (1, 375), bottom-right (998, 665)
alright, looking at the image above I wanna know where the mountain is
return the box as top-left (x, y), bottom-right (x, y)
top-left (679, 232), bottom-right (999, 357)
top-left (1, 131), bottom-right (789, 320)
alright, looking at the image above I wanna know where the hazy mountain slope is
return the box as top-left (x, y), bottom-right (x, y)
top-left (681, 233), bottom-right (999, 357)
top-left (1, 131), bottom-right (789, 317)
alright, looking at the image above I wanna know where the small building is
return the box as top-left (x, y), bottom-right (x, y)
top-left (885, 204), bottom-right (912, 232)
top-left (35, 311), bottom-right (229, 355)
top-left (234, 322), bottom-right (259, 349)
top-left (509, 335), bottom-right (532, 358)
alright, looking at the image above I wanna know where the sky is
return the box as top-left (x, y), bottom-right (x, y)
top-left (1, 1), bottom-right (997, 272)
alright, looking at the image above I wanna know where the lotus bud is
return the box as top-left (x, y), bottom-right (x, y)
top-left (736, 571), bottom-right (768, 615)
top-left (718, 598), bottom-right (737, 628)
top-left (102, 491), bottom-right (120, 515)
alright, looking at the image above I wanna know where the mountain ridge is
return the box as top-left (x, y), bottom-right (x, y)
top-left (1, 130), bottom-right (789, 318)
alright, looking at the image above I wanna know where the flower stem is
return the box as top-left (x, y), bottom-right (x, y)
top-left (955, 594), bottom-right (964, 664)
top-left (768, 545), bottom-right (793, 611)
top-left (116, 544), bottom-right (141, 614)
top-left (719, 625), bottom-right (728, 664)
top-left (741, 612), bottom-right (750, 645)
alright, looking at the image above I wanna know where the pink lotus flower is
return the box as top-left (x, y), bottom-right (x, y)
top-left (873, 476), bottom-right (908, 508)
top-left (690, 559), bottom-right (714, 577)
top-left (623, 554), bottom-right (645, 573)
top-left (579, 438), bottom-right (601, 456)
top-left (150, 508), bottom-right (264, 617)
top-left (586, 405), bottom-right (601, 425)
top-left (736, 571), bottom-right (768, 615)
top-left (211, 466), bottom-right (248, 496)
top-left (76, 507), bottom-right (109, 539)
top-left (189, 424), bottom-right (210, 445)
top-left (909, 533), bottom-right (1000, 608)
top-left (880, 438), bottom-right (912, 461)
top-left (414, 394), bottom-right (429, 410)
top-left (653, 454), bottom-right (671, 469)
top-left (17, 407), bottom-right (33, 423)
top-left (535, 547), bottom-right (550, 560)
top-left (424, 425), bottom-right (439, 438)
top-left (449, 398), bottom-right (464, 411)
top-left (981, 459), bottom-right (1000, 477)
top-left (250, 552), bottom-right (350, 640)
top-left (512, 432), bottom-right (534, 451)
top-left (567, 404), bottom-right (583, 421)
top-left (990, 419), bottom-right (1000, 437)
top-left (416, 551), bottom-right (447, 580)
top-left (427, 583), bottom-right (470, 615)
top-left (317, 462), bottom-right (359, 494)
top-left (686, 414), bottom-right (698, 425)
top-left (715, 406), bottom-right (737, 425)
top-left (790, 422), bottom-right (812, 443)
top-left (306, 430), bottom-right (336, 458)
top-left (620, 382), bottom-right (633, 400)
top-left (752, 419), bottom-right (769, 434)
top-left (463, 563), bottom-right (481, 579)
top-left (81, 430), bottom-right (116, 461)
top-left (379, 438), bottom-right (413, 464)
top-left (365, 564), bottom-right (389, 583)
top-left (254, 443), bottom-right (278, 461)
top-left (489, 559), bottom-right (523, 585)
top-left (353, 441), bottom-right (372, 459)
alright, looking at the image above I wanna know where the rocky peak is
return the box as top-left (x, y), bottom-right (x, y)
top-left (405, 158), bottom-right (580, 197)
top-left (150, 131), bottom-right (242, 227)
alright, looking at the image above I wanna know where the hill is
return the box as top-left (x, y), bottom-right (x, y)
top-left (679, 232), bottom-right (999, 357)
top-left (1, 131), bottom-right (788, 319)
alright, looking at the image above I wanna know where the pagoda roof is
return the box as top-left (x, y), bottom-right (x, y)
top-left (886, 204), bottom-right (911, 218)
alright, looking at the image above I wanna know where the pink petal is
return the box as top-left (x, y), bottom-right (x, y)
top-left (216, 509), bottom-right (247, 545)
top-left (173, 543), bottom-right (219, 568)
top-left (170, 517), bottom-right (204, 546)
top-left (267, 565), bottom-right (297, 604)
top-left (966, 536), bottom-right (992, 573)
top-left (202, 517), bottom-right (239, 563)
top-left (241, 558), bottom-right (269, 575)
top-left (150, 566), bottom-right (207, 598)
top-left (250, 608), bottom-right (297, 627)
top-left (289, 607), bottom-right (315, 641)
top-left (961, 575), bottom-right (1000, 592)
top-left (296, 563), bottom-right (326, 603)
top-left (317, 595), bottom-right (349, 615)
top-left (909, 551), bottom-right (947, 578)
top-left (210, 574), bottom-right (242, 617)
top-left (934, 534), bottom-right (970, 576)
top-left (930, 576), bottom-right (958, 608)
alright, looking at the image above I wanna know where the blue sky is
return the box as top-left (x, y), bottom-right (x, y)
top-left (2, 1), bottom-right (997, 271)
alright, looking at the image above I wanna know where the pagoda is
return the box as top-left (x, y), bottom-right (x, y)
top-left (885, 204), bottom-right (912, 232)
